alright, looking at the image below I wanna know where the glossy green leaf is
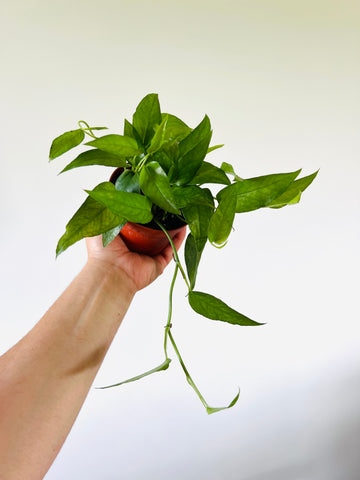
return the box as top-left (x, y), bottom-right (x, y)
top-left (185, 233), bottom-right (203, 290)
top-left (98, 358), bottom-right (171, 389)
top-left (85, 182), bottom-right (153, 223)
top-left (161, 113), bottom-right (192, 142)
top-left (189, 161), bottom-right (231, 186)
top-left (176, 115), bottom-right (212, 185)
top-left (150, 150), bottom-right (173, 173)
top-left (182, 188), bottom-right (214, 251)
top-left (56, 183), bottom-right (124, 256)
top-left (102, 223), bottom-right (126, 247)
top-left (206, 389), bottom-right (240, 415)
top-left (139, 161), bottom-right (179, 214)
top-left (217, 170), bottom-right (301, 213)
top-left (268, 170), bottom-right (319, 208)
top-left (208, 194), bottom-right (237, 246)
top-left (85, 134), bottom-right (140, 157)
top-left (49, 129), bottom-right (85, 160)
top-left (114, 170), bottom-right (140, 193)
top-left (147, 115), bottom-right (168, 154)
top-left (207, 144), bottom-right (224, 154)
top-left (220, 162), bottom-right (243, 182)
top-left (133, 93), bottom-right (162, 146)
top-left (172, 185), bottom-right (215, 209)
top-left (188, 291), bottom-right (262, 326)
top-left (60, 149), bottom-right (126, 173)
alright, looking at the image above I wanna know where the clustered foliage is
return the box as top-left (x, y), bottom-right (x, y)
top-left (50, 93), bottom-right (317, 413)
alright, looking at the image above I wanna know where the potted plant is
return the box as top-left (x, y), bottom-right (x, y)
top-left (49, 93), bottom-right (317, 414)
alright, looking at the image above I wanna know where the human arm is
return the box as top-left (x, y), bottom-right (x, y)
top-left (0, 230), bottom-right (186, 480)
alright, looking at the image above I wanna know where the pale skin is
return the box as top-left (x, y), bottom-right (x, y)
top-left (0, 229), bottom-right (186, 480)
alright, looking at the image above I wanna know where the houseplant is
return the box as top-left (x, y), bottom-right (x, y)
top-left (50, 93), bottom-right (317, 414)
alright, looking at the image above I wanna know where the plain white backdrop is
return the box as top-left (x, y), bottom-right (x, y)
top-left (1, 1), bottom-right (359, 478)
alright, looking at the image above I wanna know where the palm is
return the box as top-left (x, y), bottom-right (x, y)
top-left (85, 230), bottom-right (186, 292)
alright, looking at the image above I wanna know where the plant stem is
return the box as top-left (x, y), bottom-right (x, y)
top-left (155, 220), bottom-right (191, 291)
top-left (164, 263), bottom-right (178, 358)
top-left (78, 120), bottom-right (98, 139)
top-left (167, 330), bottom-right (209, 410)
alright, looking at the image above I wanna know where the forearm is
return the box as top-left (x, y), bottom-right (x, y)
top-left (0, 260), bottom-right (136, 480)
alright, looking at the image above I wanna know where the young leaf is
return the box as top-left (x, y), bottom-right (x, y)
top-left (161, 113), bottom-right (192, 141)
top-left (56, 183), bottom-right (124, 256)
top-left (97, 358), bottom-right (171, 389)
top-left (49, 129), bottom-right (85, 160)
top-left (102, 223), bottom-right (126, 247)
top-left (182, 188), bottom-right (214, 252)
top-left (132, 93), bottom-right (162, 146)
top-left (139, 161), bottom-right (179, 214)
top-left (267, 170), bottom-right (319, 208)
top-left (217, 170), bottom-right (301, 213)
top-left (114, 170), bottom-right (140, 193)
top-left (85, 182), bottom-right (153, 223)
top-left (206, 389), bottom-right (240, 415)
top-left (60, 149), bottom-right (126, 173)
top-left (189, 161), bottom-right (231, 186)
top-left (147, 115), bottom-right (168, 154)
top-left (220, 162), bottom-right (243, 182)
top-left (85, 134), bottom-right (140, 157)
top-left (208, 194), bottom-right (237, 247)
top-left (188, 291), bottom-right (262, 326)
top-left (207, 144), bottom-right (224, 154)
top-left (185, 233), bottom-right (203, 290)
top-left (175, 115), bottom-right (212, 185)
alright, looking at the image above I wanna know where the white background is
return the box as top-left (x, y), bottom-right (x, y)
top-left (1, 1), bottom-right (359, 478)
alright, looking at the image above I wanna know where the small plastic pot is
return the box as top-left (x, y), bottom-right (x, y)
top-left (109, 168), bottom-right (186, 256)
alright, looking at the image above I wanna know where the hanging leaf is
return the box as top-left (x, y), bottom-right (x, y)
top-left (188, 291), bottom-right (262, 326)
top-left (102, 223), bottom-right (126, 247)
top-left (208, 194), bottom-right (237, 246)
top-left (49, 129), bottom-right (85, 160)
top-left (85, 134), bottom-right (140, 157)
top-left (98, 358), bottom-right (171, 389)
top-left (185, 233), bottom-right (203, 290)
top-left (60, 149), bottom-right (126, 173)
top-left (182, 188), bottom-right (214, 252)
top-left (56, 184), bottom-right (124, 256)
top-left (206, 389), bottom-right (240, 415)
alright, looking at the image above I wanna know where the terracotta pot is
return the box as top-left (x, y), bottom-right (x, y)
top-left (110, 168), bottom-right (186, 256)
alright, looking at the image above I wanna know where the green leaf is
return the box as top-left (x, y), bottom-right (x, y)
top-left (85, 182), bottom-right (153, 223)
top-left (182, 188), bottom-right (214, 251)
top-left (206, 389), bottom-right (240, 415)
top-left (150, 150), bottom-right (173, 173)
top-left (56, 183), bottom-right (124, 256)
top-left (98, 358), bottom-right (171, 389)
top-left (114, 170), bottom-right (140, 193)
top-left (175, 115), bottom-right (212, 185)
top-left (132, 93), bottom-right (162, 146)
top-left (123, 119), bottom-right (144, 149)
top-left (60, 149), bottom-right (126, 173)
top-left (185, 233), bottom-right (203, 290)
top-left (220, 162), bottom-right (243, 182)
top-left (188, 291), bottom-right (262, 326)
top-left (161, 113), bottom-right (192, 142)
top-left (139, 161), bottom-right (179, 214)
top-left (173, 185), bottom-right (215, 209)
top-left (217, 170), bottom-right (301, 213)
top-left (102, 223), bottom-right (126, 247)
top-left (147, 115), bottom-right (168, 154)
top-left (208, 194), bottom-right (237, 246)
top-left (85, 134), bottom-right (140, 157)
top-left (268, 170), bottom-right (319, 208)
top-left (189, 161), bottom-right (231, 186)
top-left (49, 129), bottom-right (85, 160)
top-left (207, 144), bottom-right (224, 154)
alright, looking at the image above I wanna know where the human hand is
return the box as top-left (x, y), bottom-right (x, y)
top-left (85, 227), bottom-right (186, 293)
